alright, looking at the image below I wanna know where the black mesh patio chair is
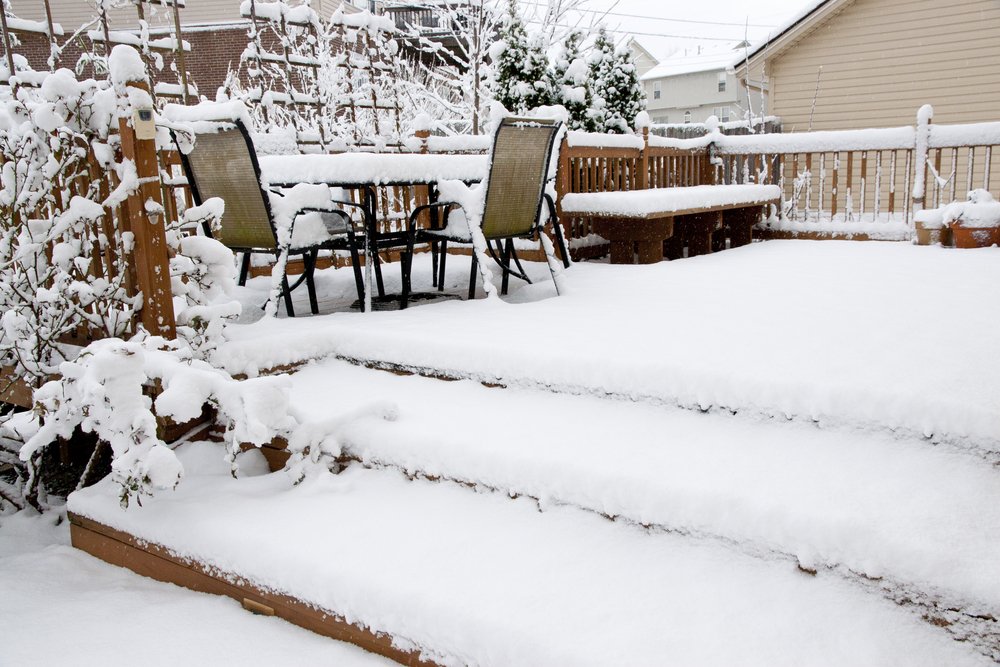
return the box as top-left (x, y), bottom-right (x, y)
top-left (400, 117), bottom-right (570, 309)
top-left (176, 120), bottom-right (365, 316)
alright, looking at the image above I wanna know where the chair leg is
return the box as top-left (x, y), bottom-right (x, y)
top-left (468, 252), bottom-right (478, 300)
top-left (509, 242), bottom-right (531, 284)
top-left (401, 229), bottom-right (417, 310)
top-left (500, 238), bottom-right (512, 296)
top-left (347, 232), bottom-right (365, 310)
top-left (430, 240), bottom-right (438, 289)
top-left (303, 250), bottom-right (319, 315)
top-left (373, 247), bottom-right (386, 298)
top-left (238, 252), bottom-right (251, 286)
top-left (281, 274), bottom-right (295, 317)
top-left (437, 240), bottom-right (448, 291)
top-left (553, 220), bottom-right (571, 269)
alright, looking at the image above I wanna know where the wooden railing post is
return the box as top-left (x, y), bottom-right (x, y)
top-left (114, 54), bottom-right (176, 338)
top-left (912, 104), bottom-right (933, 214)
top-left (701, 141), bottom-right (717, 186)
top-left (637, 126), bottom-right (649, 190)
top-left (413, 126), bottom-right (430, 229)
top-left (555, 136), bottom-right (572, 260)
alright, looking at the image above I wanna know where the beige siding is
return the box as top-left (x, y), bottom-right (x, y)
top-left (769, 0), bottom-right (1000, 132)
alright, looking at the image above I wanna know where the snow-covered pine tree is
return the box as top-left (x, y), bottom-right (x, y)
top-left (492, 0), bottom-right (554, 114)
top-left (553, 29), bottom-right (592, 130)
top-left (586, 27), bottom-right (616, 132)
top-left (600, 43), bottom-right (645, 134)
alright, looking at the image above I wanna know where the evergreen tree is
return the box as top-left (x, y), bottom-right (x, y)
top-left (600, 45), bottom-right (645, 134)
top-left (524, 33), bottom-right (557, 111)
top-left (492, 0), bottom-right (555, 114)
top-left (587, 27), bottom-right (617, 132)
top-left (554, 30), bottom-right (592, 130)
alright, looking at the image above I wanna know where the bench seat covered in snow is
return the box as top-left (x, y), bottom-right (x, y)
top-left (560, 184), bottom-right (781, 264)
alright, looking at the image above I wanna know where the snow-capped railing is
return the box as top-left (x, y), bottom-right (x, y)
top-left (707, 109), bottom-right (1000, 231)
top-left (554, 127), bottom-right (713, 253)
top-left (551, 109), bottom-right (1000, 240)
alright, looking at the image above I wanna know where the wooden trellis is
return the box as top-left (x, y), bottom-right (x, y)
top-left (242, 0), bottom-right (329, 150)
top-left (0, 0), bottom-right (193, 104)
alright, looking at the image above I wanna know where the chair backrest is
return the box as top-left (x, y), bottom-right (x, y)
top-left (179, 120), bottom-right (278, 251)
top-left (480, 117), bottom-right (561, 239)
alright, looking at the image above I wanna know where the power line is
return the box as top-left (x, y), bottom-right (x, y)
top-left (520, 1), bottom-right (777, 29)
top-left (523, 17), bottom-right (747, 41)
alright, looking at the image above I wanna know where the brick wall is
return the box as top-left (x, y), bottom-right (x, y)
top-left (7, 23), bottom-right (251, 101)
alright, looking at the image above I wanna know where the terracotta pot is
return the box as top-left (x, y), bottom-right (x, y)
top-left (915, 227), bottom-right (951, 246)
top-left (951, 224), bottom-right (1000, 249)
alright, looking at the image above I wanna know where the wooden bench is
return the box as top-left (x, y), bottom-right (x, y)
top-left (560, 184), bottom-right (781, 264)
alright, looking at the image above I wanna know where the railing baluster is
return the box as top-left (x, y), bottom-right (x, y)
top-left (873, 151), bottom-right (882, 223)
top-left (985, 146), bottom-right (992, 190)
top-left (888, 150), bottom-right (896, 217)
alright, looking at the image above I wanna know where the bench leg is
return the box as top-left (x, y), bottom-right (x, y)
top-left (636, 240), bottom-right (664, 264)
top-left (609, 240), bottom-right (634, 265)
top-left (711, 227), bottom-right (728, 253)
top-left (686, 211), bottom-right (723, 257)
top-left (664, 235), bottom-right (683, 260)
top-left (726, 207), bottom-right (757, 248)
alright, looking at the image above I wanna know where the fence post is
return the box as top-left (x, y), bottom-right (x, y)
top-left (912, 104), bottom-right (933, 214)
top-left (638, 126), bottom-right (650, 190)
top-left (555, 136), bottom-right (572, 261)
top-left (113, 48), bottom-right (176, 338)
top-left (413, 126), bottom-right (430, 230)
top-left (699, 135), bottom-right (718, 186)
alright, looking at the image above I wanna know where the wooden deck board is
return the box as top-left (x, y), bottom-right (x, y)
top-left (68, 512), bottom-right (438, 666)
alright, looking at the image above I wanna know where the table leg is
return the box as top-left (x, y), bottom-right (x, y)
top-left (363, 186), bottom-right (374, 313)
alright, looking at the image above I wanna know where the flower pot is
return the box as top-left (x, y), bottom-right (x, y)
top-left (951, 224), bottom-right (1000, 249)
top-left (915, 226), bottom-right (952, 246)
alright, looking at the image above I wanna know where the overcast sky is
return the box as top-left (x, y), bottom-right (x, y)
top-left (522, 0), bottom-right (812, 59)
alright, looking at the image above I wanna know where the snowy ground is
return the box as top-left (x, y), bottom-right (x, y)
top-left (49, 240), bottom-right (1000, 664)
top-left (0, 510), bottom-right (393, 667)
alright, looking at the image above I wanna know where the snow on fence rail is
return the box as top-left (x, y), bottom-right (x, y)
top-left (554, 109), bottom-right (1000, 240)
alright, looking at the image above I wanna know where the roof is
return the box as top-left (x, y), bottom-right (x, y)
top-left (639, 43), bottom-right (745, 81)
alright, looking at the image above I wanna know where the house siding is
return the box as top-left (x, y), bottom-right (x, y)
top-left (769, 0), bottom-right (1000, 131)
top-left (644, 69), bottom-right (753, 125)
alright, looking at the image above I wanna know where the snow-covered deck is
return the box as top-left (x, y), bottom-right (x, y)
top-left (67, 240), bottom-right (1000, 664)
top-left (222, 241), bottom-right (1000, 451)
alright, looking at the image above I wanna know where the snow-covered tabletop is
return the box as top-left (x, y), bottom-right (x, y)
top-left (258, 153), bottom-right (490, 187)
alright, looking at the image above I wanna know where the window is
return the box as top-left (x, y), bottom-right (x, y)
top-left (713, 106), bottom-right (731, 122)
top-left (683, 111), bottom-right (692, 124)
top-left (652, 81), bottom-right (661, 100)
top-left (717, 71), bottom-right (727, 93)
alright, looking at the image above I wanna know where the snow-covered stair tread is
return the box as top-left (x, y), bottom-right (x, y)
top-left (292, 359), bottom-right (1000, 620)
top-left (69, 465), bottom-right (990, 666)
top-left (218, 242), bottom-right (1000, 448)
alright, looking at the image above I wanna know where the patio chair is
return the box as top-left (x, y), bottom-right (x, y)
top-left (400, 117), bottom-right (570, 308)
top-left (176, 120), bottom-right (365, 316)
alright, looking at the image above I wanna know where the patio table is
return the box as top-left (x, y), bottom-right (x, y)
top-left (258, 153), bottom-right (489, 312)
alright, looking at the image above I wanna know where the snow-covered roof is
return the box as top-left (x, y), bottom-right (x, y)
top-left (639, 43), bottom-right (745, 81)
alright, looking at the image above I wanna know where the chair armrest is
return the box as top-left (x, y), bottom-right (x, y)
top-left (406, 201), bottom-right (463, 236)
top-left (295, 207), bottom-right (361, 232)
